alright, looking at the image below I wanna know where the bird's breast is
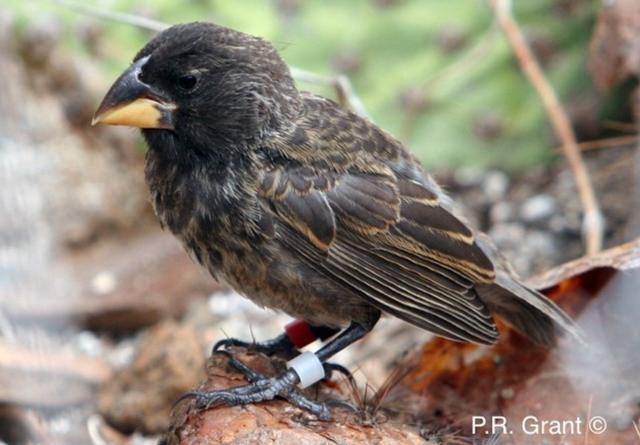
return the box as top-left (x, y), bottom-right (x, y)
top-left (145, 152), bottom-right (270, 277)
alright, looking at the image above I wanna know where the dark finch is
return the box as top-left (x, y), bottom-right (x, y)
top-left (93, 22), bottom-right (582, 419)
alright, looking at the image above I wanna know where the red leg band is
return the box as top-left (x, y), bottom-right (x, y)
top-left (285, 320), bottom-right (317, 349)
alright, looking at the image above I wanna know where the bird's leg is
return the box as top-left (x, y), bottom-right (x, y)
top-left (181, 321), bottom-right (372, 420)
top-left (213, 320), bottom-right (339, 359)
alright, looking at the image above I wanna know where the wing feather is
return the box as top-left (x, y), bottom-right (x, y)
top-left (260, 165), bottom-right (501, 344)
top-left (252, 98), bottom-right (576, 346)
top-left (260, 170), bottom-right (336, 251)
top-left (327, 174), bottom-right (399, 233)
top-left (259, 101), bottom-right (500, 343)
top-left (339, 235), bottom-right (489, 315)
top-left (278, 223), bottom-right (496, 343)
top-left (336, 242), bottom-right (496, 330)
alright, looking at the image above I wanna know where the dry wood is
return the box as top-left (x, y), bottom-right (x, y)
top-left (0, 340), bottom-right (112, 384)
top-left (564, 135), bottom-right (638, 153)
top-left (0, 341), bottom-right (112, 408)
top-left (166, 351), bottom-right (431, 445)
top-left (526, 236), bottom-right (640, 291)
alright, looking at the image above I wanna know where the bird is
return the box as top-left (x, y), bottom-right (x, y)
top-left (93, 22), bottom-right (582, 419)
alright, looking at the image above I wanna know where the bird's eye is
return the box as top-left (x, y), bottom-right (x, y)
top-left (178, 74), bottom-right (198, 91)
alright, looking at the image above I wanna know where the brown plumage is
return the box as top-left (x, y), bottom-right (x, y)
top-left (93, 21), bottom-right (581, 417)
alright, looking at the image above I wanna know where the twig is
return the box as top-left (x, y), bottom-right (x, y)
top-left (289, 67), bottom-right (368, 117)
top-left (56, 0), bottom-right (368, 117)
top-left (369, 362), bottom-right (413, 416)
top-left (632, 419), bottom-right (640, 441)
top-left (584, 393), bottom-right (593, 445)
top-left (556, 135), bottom-right (639, 153)
top-left (55, 0), bottom-right (167, 32)
top-left (602, 120), bottom-right (638, 133)
top-left (489, 0), bottom-right (604, 255)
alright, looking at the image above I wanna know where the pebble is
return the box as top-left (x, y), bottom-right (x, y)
top-left (523, 230), bottom-right (557, 255)
top-left (107, 338), bottom-right (136, 368)
top-left (488, 222), bottom-right (526, 248)
top-left (500, 387), bottom-right (515, 399)
top-left (74, 330), bottom-right (103, 357)
top-left (482, 170), bottom-right (510, 203)
top-left (490, 201), bottom-right (514, 223)
top-left (488, 224), bottom-right (559, 276)
top-left (454, 166), bottom-right (485, 187)
top-left (90, 271), bottom-right (117, 295)
top-left (520, 194), bottom-right (557, 224)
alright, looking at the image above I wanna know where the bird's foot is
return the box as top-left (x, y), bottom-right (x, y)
top-left (224, 349), bottom-right (355, 387)
top-left (213, 332), bottom-right (298, 358)
top-left (177, 351), bottom-right (353, 420)
top-left (215, 341), bottom-right (355, 386)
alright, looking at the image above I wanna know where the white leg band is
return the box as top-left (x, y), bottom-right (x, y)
top-left (287, 351), bottom-right (325, 388)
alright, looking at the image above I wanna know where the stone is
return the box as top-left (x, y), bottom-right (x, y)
top-left (520, 194), bottom-right (557, 224)
top-left (482, 171), bottom-right (510, 203)
top-left (490, 201), bottom-right (514, 224)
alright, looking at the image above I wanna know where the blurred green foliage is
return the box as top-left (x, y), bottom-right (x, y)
top-left (8, 0), bottom-right (607, 170)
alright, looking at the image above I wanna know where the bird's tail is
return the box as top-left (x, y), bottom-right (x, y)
top-left (476, 273), bottom-right (585, 347)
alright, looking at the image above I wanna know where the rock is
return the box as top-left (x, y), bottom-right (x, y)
top-left (488, 223), bottom-right (532, 274)
top-left (482, 170), bottom-right (510, 203)
top-left (490, 201), bottom-right (514, 224)
top-left (520, 194), bottom-right (558, 224)
top-left (515, 230), bottom-right (558, 275)
top-left (453, 166), bottom-right (485, 188)
top-left (98, 321), bottom-right (206, 435)
top-left (500, 387), bottom-right (515, 400)
top-left (523, 230), bottom-right (557, 256)
top-left (17, 17), bottom-right (64, 69)
top-left (488, 223), bottom-right (527, 249)
top-left (90, 271), bottom-right (118, 295)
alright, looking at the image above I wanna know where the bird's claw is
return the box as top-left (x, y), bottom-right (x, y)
top-left (323, 362), bottom-right (355, 384)
top-left (212, 333), bottom-right (298, 358)
top-left (222, 351), bottom-right (264, 382)
top-left (178, 365), bottom-right (333, 420)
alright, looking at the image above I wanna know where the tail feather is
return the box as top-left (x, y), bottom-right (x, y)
top-left (474, 233), bottom-right (584, 347)
top-left (477, 272), bottom-right (585, 347)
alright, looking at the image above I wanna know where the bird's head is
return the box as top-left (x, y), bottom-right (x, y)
top-left (93, 22), bottom-right (299, 160)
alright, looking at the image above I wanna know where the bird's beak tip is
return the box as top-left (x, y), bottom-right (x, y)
top-left (91, 56), bottom-right (176, 130)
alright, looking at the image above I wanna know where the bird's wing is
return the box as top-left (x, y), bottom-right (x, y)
top-left (258, 160), bottom-right (499, 344)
